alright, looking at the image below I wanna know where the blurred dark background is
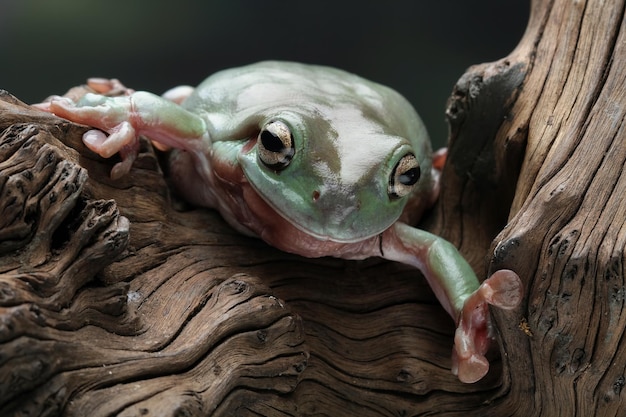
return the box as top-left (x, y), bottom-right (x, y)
top-left (0, 1), bottom-right (529, 148)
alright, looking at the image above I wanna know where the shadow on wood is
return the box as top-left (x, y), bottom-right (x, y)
top-left (1, 0), bottom-right (625, 415)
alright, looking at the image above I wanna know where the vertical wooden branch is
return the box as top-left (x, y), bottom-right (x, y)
top-left (433, 0), bottom-right (626, 415)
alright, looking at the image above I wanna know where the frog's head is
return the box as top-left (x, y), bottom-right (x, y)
top-left (237, 103), bottom-right (433, 244)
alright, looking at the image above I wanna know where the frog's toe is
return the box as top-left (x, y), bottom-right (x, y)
top-left (82, 129), bottom-right (108, 153)
top-left (111, 144), bottom-right (139, 180)
top-left (87, 78), bottom-right (134, 96)
top-left (83, 121), bottom-right (137, 159)
top-left (451, 347), bottom-right (489, 383)
top-left (31, 96), bottom-right (62, 112)
top-left (479, 269), bottom-right (523, 310)
top-left (45, 96), bottom-right (77, 114)
top-left (45, 96), bottom-right (107, 127)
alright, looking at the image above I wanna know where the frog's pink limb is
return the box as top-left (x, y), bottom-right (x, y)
top-left (151, 85), bottom-right (196, 151)
top-left (37, 89), bottom-right (209, 179)
top-left (381, 223), bottom-right (523, 383)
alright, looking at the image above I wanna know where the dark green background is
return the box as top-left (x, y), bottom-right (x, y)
top-left (0, 1), bottom-right (528, 147)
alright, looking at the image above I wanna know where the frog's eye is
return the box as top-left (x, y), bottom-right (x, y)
top-left (257, 120), bottom-right (295, 170)
top-left (388, 153), bottom-right (420, 199)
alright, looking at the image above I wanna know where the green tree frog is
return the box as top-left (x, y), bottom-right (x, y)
top-left (37, 61), bottom-right (522, 383)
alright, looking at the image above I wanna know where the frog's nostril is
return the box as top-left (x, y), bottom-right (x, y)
top-left (312, 190), bottom-right (320, 202)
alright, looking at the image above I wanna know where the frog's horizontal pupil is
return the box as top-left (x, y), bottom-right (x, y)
top-left (399, 166), bottom-right (420, 186)
top-left (388, 153), bottom-right (420, 199)
top-left (257, 120), bottom-right (295, 170)
top-left (261, 130), bottom-right (286, 152)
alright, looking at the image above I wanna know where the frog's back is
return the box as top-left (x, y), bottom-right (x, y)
top-left (186, 61), bottom-right (392, 112)
top-left (182, 61), bottom-right (427, 149)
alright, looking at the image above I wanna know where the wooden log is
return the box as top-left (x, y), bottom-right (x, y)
top-left (0, 0), bottom-right (624, 414)
top-left (0, 93), bottom-right (474, 416)
top-left (434, 0), bottom-right (626, 415)
top-left (494, 1), bottom-right (626, 416)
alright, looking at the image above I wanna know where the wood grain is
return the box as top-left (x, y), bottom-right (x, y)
top-left (0, 94), bottom-right (492, 416)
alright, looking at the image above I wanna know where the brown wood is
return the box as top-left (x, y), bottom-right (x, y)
top-left (0, 0), bottom-right (624, 414)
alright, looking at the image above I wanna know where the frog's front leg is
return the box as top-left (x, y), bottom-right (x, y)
top-left (381, 222), bottom-right (522, 383)
top-left (39, 90), bottom-right (210, 180)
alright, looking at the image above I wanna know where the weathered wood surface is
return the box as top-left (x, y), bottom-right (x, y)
top-left (0, 93), bottom-right (483, 416)
top-left (0, 0), bottom-right (625, 415)
top-left (434, 0), bottom-right (626, 415)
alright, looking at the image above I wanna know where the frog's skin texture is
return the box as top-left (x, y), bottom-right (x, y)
top-left (38, 61), bottom-right (522, 383)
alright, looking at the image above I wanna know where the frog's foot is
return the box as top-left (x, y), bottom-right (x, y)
top-left (82, 126), bottom-right (140, 180)
top-left (43, 95), bottom-right (141, 179)
top-left (452, 269), bottom-right (522, 383)
top-left (37, 87), bottom-right (208, 181)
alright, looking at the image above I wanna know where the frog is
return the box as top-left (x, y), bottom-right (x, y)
top-left (36, 61), bottom-right (522, 383)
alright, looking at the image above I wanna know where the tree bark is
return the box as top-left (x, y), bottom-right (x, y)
top-left (0, 0), bottom-right (624, 415)
top-left (433, 0), bottom-right (626, 415)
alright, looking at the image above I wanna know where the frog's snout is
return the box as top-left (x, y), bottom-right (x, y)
top-left (312, 190), bottom-right (321, 202)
